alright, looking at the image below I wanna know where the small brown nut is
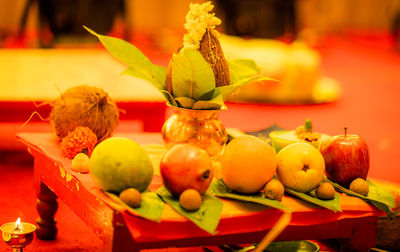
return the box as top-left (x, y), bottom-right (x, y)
top-left (120, 188), bottom-right (142, 208)
top-left (179, 189), bottom-right (202, 211)
top-left (316, 182), bottom-right (335, 200)
top-left (264, 179), bottom-right (285, 201)
top-left (349, 178), bottom-right (369, 196)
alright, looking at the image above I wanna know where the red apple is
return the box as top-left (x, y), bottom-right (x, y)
top-left (160, 144), bottom-right (213, 197)
top-left (319, 128), bottom-right (369, 187)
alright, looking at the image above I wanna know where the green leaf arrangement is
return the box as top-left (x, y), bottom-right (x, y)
top-left (285, 188), bottom-right (342, 213)
top-left (327, 178), bottom-right (396, 217)
top-left (105, 191), bottom-right (164, 223)
top-left (156, 186), bottom-right (223, 234)
top-left (209, 179), bottom-right (290, 212)
top-left (84, 26), bottom-right (273, 110)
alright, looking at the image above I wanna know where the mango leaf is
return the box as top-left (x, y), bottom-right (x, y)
top-left (160, 90), bottom-right (178, 107)
top-left (122, 67), bottom-right (165, 91)
top-left (156, 186), bottom-right (222, 234)
top-left (327, 178), bottom-right (396, 217)
top-left (198, 88), bottom-right (218, 101)
top-left (216, 76), bottom-right (275, 100)
top-left (191, 101), bottom-right (221, 110)
top-left (192, 94), bottom-right (225, 110)
top-left (195, 89), bottom-right (226, 109)
top-left (235, 75), bottom-right (276, 88)
top-left (209, 180), bottom-right (290, 212)
top-left (85, 26), bottom-right (166, 90)
top-left (175, 97), bottom-right (196, 109)
top-left (285, 188), bottom-right (342, 213)
top-left (229, 59), bottom-right (260, 83)
top-left (105, 191), bottom-right (164, 222)
top-left (171, 47), bottom-right (215, 100)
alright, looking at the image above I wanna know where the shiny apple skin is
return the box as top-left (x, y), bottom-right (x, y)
top-left (320, 134), bottom-right (369, 187)
top-left (160, 144), bottom-right (214, 197)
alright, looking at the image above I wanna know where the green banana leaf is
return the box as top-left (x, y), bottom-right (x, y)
top-left (209, 179), bottom-right (290, 212)
top-left (156, 186), bottom-right (222, 234)
top-left (285, 188), bottom-right (342, 213)
top-left (328, 178), bottom-right (396, 217)
top-left (105, 191), bottom-right (164, 223)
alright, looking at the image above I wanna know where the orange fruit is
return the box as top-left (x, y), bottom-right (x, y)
top-left (221, 135), bottom-right (277, 194)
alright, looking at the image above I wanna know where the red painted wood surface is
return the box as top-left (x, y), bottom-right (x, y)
top-left (18, 132), bottom-right (384, 251)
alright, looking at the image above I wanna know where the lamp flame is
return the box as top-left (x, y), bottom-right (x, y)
top-left (15, 217), bottom-right (22, 231)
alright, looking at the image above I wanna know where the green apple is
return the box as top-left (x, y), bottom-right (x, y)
top-left (277, 143), bottom-right (325, 193)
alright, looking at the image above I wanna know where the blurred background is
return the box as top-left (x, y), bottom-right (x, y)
top-left (0, 0), bottom-right (400, 49)
top-left (1, 2), bottom-right (400, 251)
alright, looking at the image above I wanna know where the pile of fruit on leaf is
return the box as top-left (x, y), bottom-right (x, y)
top-left (51, 90), bottom-right (396, 231)
top-left (85, 118), bottom-right (389, 215)
top-left (47, 84), bottom-right (395, 228)
top-left (270, 119), bottom-right (371, 198)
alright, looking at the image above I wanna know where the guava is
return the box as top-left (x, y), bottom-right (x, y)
top-left (90, 137), bottom-right (153, 193)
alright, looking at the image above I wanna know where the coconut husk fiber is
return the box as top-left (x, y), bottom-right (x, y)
top-left (199, 29), bottom-right (230, 87)
top-left (165, 59), bottom-right (174, 97)
top-left (50, 85), bottom-right (119, 142)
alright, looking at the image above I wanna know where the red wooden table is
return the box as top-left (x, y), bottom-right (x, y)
top-left (18, 132), bottom-right (384, 252)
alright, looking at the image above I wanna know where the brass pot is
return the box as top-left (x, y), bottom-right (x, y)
top-left (162, 106), bottom-right (227, 156)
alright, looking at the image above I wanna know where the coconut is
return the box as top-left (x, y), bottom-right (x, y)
top-left (165, 59), bottom-right (174, 97)
top-left (198, 29), bottom-right (230, 87)
top-left (50, 85), bottom-right (119, 141)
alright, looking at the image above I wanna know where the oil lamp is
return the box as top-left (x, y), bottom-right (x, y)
top-left (1, 218), bottom-right (36, 252)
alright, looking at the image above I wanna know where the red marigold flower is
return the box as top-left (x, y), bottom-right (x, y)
top-left (60, 126), bottom-right (98, 159)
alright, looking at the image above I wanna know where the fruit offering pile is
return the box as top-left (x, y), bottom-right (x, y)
top-left (47, 80), bottom-right (396, 233)
top-left (55, 117), bottom-right (396, 234)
